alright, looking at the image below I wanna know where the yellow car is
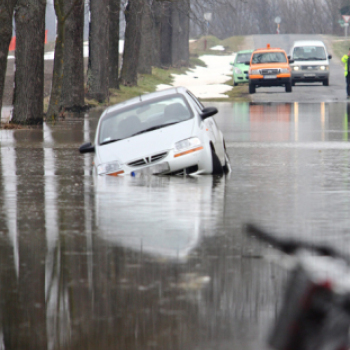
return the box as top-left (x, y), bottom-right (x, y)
top-left (247, 44), bottom-right (293, 94)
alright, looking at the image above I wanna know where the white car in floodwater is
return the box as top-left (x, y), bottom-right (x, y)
top-left (79, 86), bottom-right (230, 176)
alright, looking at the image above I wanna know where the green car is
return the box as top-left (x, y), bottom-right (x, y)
top-left (231, 50), bottom-right (253, 86)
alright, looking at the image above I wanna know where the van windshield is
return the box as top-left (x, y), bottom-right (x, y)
top-left (293, 46), bottom-right (326, 61)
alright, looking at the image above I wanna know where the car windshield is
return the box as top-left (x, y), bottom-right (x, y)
top-left (235, 53), bottom-right (252, 64)
top-left (251, 52), bottom-right (287, 63)
top-left (99, 94), bottom-right (193, 145)
top-left (293, 46), bottom-right (326, 61)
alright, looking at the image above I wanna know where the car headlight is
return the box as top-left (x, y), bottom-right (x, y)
top-left (97, 160), bottom-right (124, 176)
top-left (293, 66), bottom-right (300, 71)
top-left (174, 137), bottom-right (203, 158)
top-left (250, 69), bottom-right (260, 75)
top-left (234, 67), bottom-right (242, 74)
top-left (320, 66), bottom-right (328, 71)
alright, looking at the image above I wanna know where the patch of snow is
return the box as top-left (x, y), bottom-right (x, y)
top-left (157, 54), bottom-right (234, 99)
top-left (210, 45), bottom-right (225, 51)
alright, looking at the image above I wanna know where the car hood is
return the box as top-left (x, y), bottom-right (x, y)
top-left (234, 63), bottom-right (249, 70)
top-left (290, 59), bottom-right (329, 66)
top-left (96, 119), bottom-right (196, 165)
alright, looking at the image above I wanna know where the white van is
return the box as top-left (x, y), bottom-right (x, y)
top-left (289, 40), bottom-right (332, 86)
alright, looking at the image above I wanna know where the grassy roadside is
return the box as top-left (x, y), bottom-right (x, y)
top-left (98, 35), bottom-right (251, 106)
top-left (331, 37), bottom-right (350, 60)
top-left (97, 57), bottom-right (207, 106)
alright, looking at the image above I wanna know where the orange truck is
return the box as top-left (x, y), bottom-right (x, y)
top-left (247, 44), bottom-right (293, 94)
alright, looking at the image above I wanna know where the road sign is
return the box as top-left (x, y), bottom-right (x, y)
top-left (204, 13), bottom-right (212, 22)
top-left (343, 15), bottom-right (350, 23)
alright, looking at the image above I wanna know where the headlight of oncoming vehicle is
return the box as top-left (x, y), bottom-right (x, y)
top-left (174, 137), bottom-right (203, 158)
top-left (320, 66), bottom-right (328, 71)
top-left (293, 66), bottom-right (300, 71)
top-left (97, 161), bottom-right (124, 176)
top-left (250, 69), bottom-right (260, 75)
top-left (234, 67), bottom-right (242, 74)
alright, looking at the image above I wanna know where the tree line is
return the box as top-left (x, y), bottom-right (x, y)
top-left (190, 0), bottom-right (346, 39)
top-left (0, 0), bottom-right (190, 124)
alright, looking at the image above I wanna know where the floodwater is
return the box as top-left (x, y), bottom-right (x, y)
top-left (1, 101), bottom-right (350, 349)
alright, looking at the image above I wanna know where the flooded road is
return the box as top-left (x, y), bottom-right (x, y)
top-left (1, 101), bottom-right (350, 349)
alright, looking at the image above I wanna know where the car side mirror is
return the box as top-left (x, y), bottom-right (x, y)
top-left (289, 59), bottom-right (294, 64)
top-left (328, 54), bottom-right (332, 59)
top-left (230, 62), bottom-right (234, 66)
top-left (201, 107), bottom-right (218, 119)
top-left (245, 61), bottom-right (250, 65)
top-left (79, 142), bottom-right (95, 154)
top-left (288, 55), bottom-right (291, 59)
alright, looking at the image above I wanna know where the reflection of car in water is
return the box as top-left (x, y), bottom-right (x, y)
top-left (231, 50), bottom-right (253, 86)
top-left (289, 40), bottom-right (332, 86)
top-left (94, 175), bottom-right (226, 260)
top-left (80, 87), bottom-right (230, 176)
top-left (249, 104), bottom-right (291, 142)
top-left (248, 44), bottom-right (293, 94)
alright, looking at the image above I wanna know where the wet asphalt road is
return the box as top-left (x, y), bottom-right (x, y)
top-left (250, 34), bottom-right (347, 103)
top-left (0, 100), bottom-right (350, 349)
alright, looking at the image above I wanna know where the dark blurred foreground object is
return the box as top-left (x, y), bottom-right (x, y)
top-left (245, 224), bottom-right (350, 350)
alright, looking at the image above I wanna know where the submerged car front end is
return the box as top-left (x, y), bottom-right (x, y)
top-left (94, 121), bottom-right (213, 177)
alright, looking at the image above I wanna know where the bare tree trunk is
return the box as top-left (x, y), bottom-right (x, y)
top-left (160, 2), bottom-right (172, 67)
top-left (62, 0), bottom-right (85, 111)
top-left (177, 0), bottom-right (190, 67)
top-left (138, 0), bottom-right (153, 75)
top-left (109, 0), bottom-right (120, 89)
top-left (160, 0), bottom-right (190, 68)
top-left (0, 0), bottom-right (17, 114)
top-left (47, 0), bottom-right (84, 120)
top-left (88, 0), bottom-right (109, 102)
top-left (119, 0), bottom-right (144, 86)
top-left (170, 3), bottom-right (181, 68)
top-left (46, 9), bottom-right (65, 121)
top-left (12, 0), bottom-right (46, 125)
top-left (152, 0), bottom-right (162, 68)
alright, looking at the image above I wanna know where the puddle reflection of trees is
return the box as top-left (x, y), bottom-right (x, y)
top-left (0, 120), bottom-right (284, 350)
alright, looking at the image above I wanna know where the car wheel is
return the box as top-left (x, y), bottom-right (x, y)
top-left (285, 83), bottom-right (292, 93)
top-left (233, 81), bottom-right (238, 86)
top-left (249, 83), bottom-right (256, 94)
top-left (211, 147), bottom-right (224, 175)
top-left (323, 79), bottom-right (329, 86)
